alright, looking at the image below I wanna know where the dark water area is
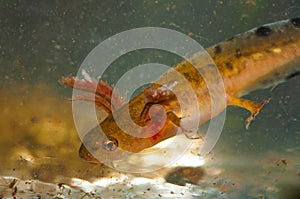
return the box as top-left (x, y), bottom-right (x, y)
top-left (0, 1), bottom-right (299, 198)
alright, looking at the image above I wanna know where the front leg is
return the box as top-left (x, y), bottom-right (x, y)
top-left (165, 111), bottom-right (201, 139)
top-left (141, 81), bottom-right (177, 120)
top-left (141, 81), bottom-right (201, 139)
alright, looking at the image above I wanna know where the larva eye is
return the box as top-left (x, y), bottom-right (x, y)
top-left (102, 136), bottom-right (118, 152)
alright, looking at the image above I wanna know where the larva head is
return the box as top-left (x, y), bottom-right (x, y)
top-left (78, 107), bottom-right (179, 165)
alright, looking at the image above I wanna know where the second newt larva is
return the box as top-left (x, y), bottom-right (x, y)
top-left (62, 17), bottom-right (300, 163)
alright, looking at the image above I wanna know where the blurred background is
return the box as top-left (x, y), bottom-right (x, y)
top-left (0, 0), bottom-right (299, 198)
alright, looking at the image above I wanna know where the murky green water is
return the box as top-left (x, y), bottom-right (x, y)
top-left (0, 1), bottom-right (299, 198)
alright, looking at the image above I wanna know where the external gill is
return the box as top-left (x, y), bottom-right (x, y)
top-left (61, 76), bottom-right (125, 113)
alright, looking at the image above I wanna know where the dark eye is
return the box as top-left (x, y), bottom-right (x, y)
top-left (102, 136), bottom-right (118, 151)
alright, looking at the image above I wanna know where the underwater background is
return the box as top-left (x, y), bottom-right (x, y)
top-left (0, 0), bottom-right (299, 198)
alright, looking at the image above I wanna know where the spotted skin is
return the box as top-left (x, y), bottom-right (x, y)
top-left (62, 17), bottom-right (300, 163)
